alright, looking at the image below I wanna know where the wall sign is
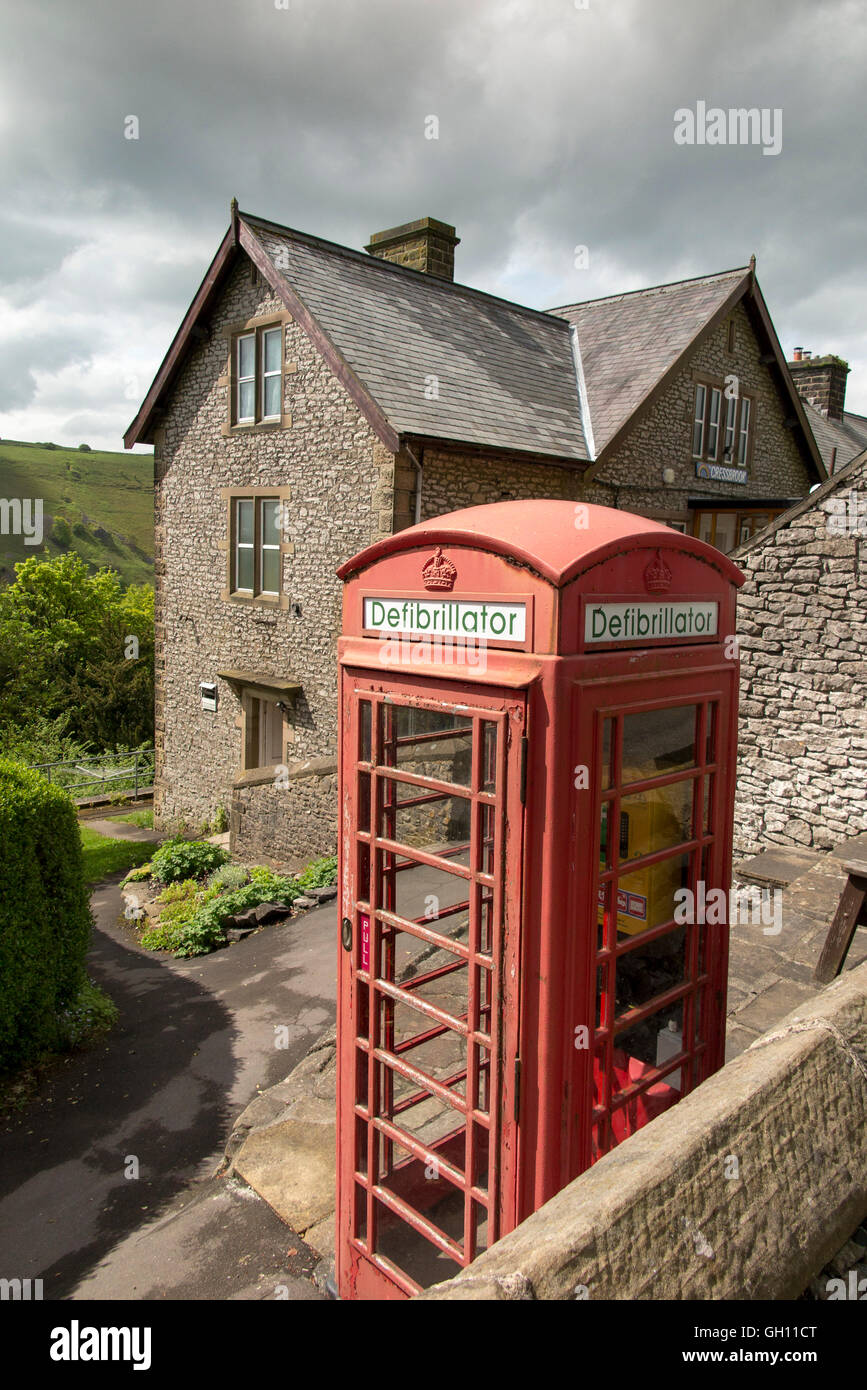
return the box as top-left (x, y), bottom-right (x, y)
top-left (363, 596), bottom-right (527, 641)
top-left (695, 461), bottom-right (747, 485)
top-left (585, 600), bottom-right (719, 644)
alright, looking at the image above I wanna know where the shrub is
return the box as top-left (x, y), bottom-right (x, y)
top-left (212, 805), bottom-right (229, 834)
top-left (0, 760), bottom-right (93, 1068)
top-left (51, 516), bottom-right (72, 546)
top-left (149, 838), bottom-right (228, 885)
top-left (295, 855), bottom-right (338, 890)
top-left (172, 871), bottom-right (300, 958)
top-left (206, 863), bottom-right (249, 892)
top-left (78, 443), bottom-right (91, 452)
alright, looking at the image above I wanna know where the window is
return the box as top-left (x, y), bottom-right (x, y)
top-left (694, 508), bottom-right (781, 555)
top-left (244, 696), bottom-right (284, 770)
top-left (692, 381), bottom-right (754, 469)
top-left (232, 496), bottom-right (282, 596)
top-left (233, 324), bottom-right (283, 425)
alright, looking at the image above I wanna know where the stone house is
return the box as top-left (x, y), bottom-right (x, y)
top-left (125, 205), bottom-right (826, 862)
top-left (733, 446), bottom-right (867, 855)
top-left (786, 349), bottom-right (867, 475)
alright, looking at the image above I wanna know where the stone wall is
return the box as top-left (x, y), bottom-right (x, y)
top-left (419, 960), bottom-right (867, 1301)
top-left (733, 454), bottom-right (867, 854)
top-left (153, 253), bottom-right (391, 861)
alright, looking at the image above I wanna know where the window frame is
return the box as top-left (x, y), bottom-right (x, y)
top-left (220, 311), bottom-right (294, 436)
top-left (221, 485), bottom-right (293, 608)
top-left (692, 377), bottom-right (755, 472)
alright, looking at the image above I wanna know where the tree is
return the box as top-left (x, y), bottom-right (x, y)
top-left (0, 553), bottom-right (154, 751)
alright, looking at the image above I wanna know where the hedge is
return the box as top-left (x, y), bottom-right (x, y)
top-left (0, 759), bottom-right (93, 1068)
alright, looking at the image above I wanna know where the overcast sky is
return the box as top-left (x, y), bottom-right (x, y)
top-left (1, 0), bottom-right (865, 451)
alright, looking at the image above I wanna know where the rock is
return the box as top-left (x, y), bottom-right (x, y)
top-left (225, 926), bottom-right (256, 942)
top-left (253, 900), bottom-right (292, 924)
top-left (309, 884), bottom-right (338, 902)
top-left (294, 896), bottom-right (317, 909)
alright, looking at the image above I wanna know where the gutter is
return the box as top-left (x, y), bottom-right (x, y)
top-left (403, 442), bottom-right (424, 525)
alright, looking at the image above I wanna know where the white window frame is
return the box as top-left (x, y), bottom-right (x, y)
top-left (258, 497), bottom-right (281, 595)
top-left (692, 384), bottom-right (706, 458)
top-left (234, 498), bottom-right (255, 592)
top-left (261, 327), bottom-right (283, 421)
top-left (236, 333), bottom-right (256, 423)
top-left (737, 396), bottom-right (752, 466)
top-left (707, 387), bottom-right (721, 460)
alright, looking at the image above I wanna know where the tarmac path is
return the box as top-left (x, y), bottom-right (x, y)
top-left (0, 873), bottom-right (337, 1300)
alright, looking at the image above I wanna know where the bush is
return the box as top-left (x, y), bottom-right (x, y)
top-left (171, 870), bottom-right (300, 958)
top-left (51, 516), bottom-right (72, 546)
top-left (212, 805), bottom-right (229, 834)
top-left (206, 863), bottom-right (249, 892)
top-left (0, 760), bottom-right (93, 1068)
top-left (149, 838), bottom-right (228, 885)
top-left (295, 855), bottom-right (337, 890)
top-left (78, 443), bottom-right (91, 452)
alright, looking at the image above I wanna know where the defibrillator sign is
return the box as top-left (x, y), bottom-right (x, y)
top-left (584, 600), bottom-right (718, 644)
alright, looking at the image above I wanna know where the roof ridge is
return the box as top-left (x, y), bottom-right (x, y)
top-left (548, 264), bottom-right (751, 314)
top-left (240, 211), bottom-right (572, 331)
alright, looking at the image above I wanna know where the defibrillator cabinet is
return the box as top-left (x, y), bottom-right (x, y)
top-left (334, 500), bottom-right (743, 1300)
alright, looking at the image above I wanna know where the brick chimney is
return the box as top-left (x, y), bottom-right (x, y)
top-left (365, 217), bottom-right (460, 281)
top-left (787, 351), bottom-right (850, 421)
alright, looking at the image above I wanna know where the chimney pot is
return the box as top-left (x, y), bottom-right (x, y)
top-left (365, 217), bottom-right (460, 281)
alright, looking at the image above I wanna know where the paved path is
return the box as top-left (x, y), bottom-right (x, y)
top-left (0, 877), bottom-right (337, 1300)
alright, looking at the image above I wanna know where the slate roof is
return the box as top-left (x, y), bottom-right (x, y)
top-left (245, 215), bottom-right (589, 462)
top-left (548, 268), bottom-right (750, 455)
top-left (803, 401), bottom-right (867, 474)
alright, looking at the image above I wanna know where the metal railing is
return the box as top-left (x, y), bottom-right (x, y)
top-left (29, 747), bottom-right (155, 802)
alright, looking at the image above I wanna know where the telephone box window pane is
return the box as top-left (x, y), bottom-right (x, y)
top-left (359, 701), bottom-right (372, 761)
top-left (601, 718), bottom-right (613, 790)
top-left (353, 1182), bottom-right (367, 1244)
top-left (618, 780), bottom-right (694, 863)
top-left (705, 702), bottom-right (717, 763)
top-left (388, 860), bottom-right (470, 939)
top-left (481, 721), bottom-right (497, 791)
top-left (385, 708), bottom-right (474, 787)
top-left (703, 775), bottom-right (714, 834)
top-left (374, 1193), bottom-right (464, 1287)
top-left (616, 852), bottom-right (689, 934)
top-left (621, 705), bottom-right (696, 782)
top-left (614, 999), bottom-right (684, 1077)
top-left (614, 926), bottom-right (687, 1015)
top-left (358, 772), bottom-right (371, 833)
top-left (478, 888), bottom-right (494, 956)
top-left (388, 781), bottom-right (471, 856)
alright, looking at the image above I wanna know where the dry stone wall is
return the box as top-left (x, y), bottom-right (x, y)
top-left (733, 455), bottom-right (867, 854)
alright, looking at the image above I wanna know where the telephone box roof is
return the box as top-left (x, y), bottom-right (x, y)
top-left (337, 499), bottom-right (745, 589)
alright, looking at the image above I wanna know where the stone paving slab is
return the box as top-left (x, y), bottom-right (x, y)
top-left (726, 829), bottom-right (867, 1057)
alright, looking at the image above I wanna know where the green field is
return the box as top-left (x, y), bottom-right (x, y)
top-left (0, 438), bottom-right (154, 587)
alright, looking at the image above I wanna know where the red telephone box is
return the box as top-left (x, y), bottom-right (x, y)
top-left (335, 500), bottom-right (743, 1300)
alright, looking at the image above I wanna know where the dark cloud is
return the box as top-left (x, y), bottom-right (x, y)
top-left (1, 0), bottom-right (865, 448)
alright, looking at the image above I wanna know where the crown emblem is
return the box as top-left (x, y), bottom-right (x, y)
top-left (644, 549), bottom-right (672, 593)
top-left (422, 547), bottom-right (457, 591)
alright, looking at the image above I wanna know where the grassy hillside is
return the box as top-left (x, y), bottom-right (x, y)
top-left (0, 438), bottom-right (154, 588)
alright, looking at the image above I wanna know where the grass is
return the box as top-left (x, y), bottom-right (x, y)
top-left (0, 438), bottom-right (153, 588)
top-left (79, 823), bottom-right (154, 884)
top-left (113, 808), bottom-right (154, 828)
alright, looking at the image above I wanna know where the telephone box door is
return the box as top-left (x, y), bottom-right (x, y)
top-left (337, 672), bottom-right (526, 1299)
top-left (569, 666), bottom-right (738, 1176)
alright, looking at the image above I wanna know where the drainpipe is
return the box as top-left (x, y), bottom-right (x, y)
top-left (403, 442), bottom-right (424, 525)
